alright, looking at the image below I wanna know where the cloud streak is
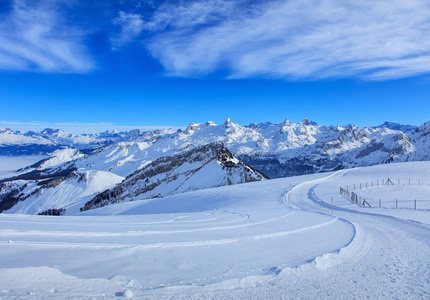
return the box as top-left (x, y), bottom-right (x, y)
top-left (143, 0), bottom-right (430, 81)
top-left (0, 0), bottom-right (94, 73)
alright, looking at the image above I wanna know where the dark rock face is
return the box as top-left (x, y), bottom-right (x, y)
top-left (38, 208), bottom-right (66, 216)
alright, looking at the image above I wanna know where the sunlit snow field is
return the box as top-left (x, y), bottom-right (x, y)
top-left (0, 160), bottom-right (429, 299)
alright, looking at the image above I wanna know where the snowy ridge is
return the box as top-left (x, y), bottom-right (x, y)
top-left (20, 118), bottom-right (428, 179)
top-left (81, 142), bottom-right (267, 211)
top-left (2, 170), bottom-right (124, 215)
top-left (0, 143), bottom-right (266, 214)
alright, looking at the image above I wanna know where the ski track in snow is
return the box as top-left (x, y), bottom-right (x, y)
top-left (0, 162), bottom-right (429, 299)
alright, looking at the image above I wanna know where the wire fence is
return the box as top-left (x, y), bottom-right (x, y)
top-left (339, 178), bottom-right (430, 210)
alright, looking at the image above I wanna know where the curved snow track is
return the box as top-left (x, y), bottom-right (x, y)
top-left (276, 168), bottom-right (430, 299)
top-left (0, 162), bottom-right (429, 299)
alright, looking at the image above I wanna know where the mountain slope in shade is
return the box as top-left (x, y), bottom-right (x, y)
top-left (81, 142), bottom-right (267, 211)
top-left (374, 121), bottom-right (417, 133)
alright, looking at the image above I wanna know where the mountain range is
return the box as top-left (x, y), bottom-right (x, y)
top-left (0, 118), bottom-right (428, 214)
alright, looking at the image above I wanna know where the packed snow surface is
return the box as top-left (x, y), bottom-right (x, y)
top-left (0, 162), bottom-right (429, 299)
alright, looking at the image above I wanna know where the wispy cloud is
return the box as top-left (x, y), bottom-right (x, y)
top-left (142, 0), bottom-right (430, 81)
top-left (143, 0), bottom-right (242, 31)
top-left (0, 0), bottom-right (94, 73)
top-left (111, 11), bottom-right (145, 48)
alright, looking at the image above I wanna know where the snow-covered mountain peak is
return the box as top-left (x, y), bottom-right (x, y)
top-left (205, 121), bottom-right (217, 126)
top-left (375, 121), bottom-right (417, 133)
top-left (41, 128), bottom-right (63, 135)
top-left (415, 121), bottom-right (430, 135)
top-left (282, 118), bottom-right (291, 126)
top-left (186, 123), bottom-right (201, 133)
top-left (0, 128), bottom-right (13, 134)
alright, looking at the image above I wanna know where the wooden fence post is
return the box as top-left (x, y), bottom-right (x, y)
top-left (331, 197), bottom-right (333, 215)
top-left (396, 199), bottom-right (397, 209)
top-left (414, 199), bottom-right (416, 210)
top-left (379, 199), bottom-right (381, 208)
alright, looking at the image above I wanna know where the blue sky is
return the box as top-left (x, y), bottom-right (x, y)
top-left (0, 0), bottom-right (429, 133)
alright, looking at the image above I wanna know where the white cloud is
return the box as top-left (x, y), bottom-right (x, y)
top-left (143, 0), bottom-right (241, 31)
top-left (144, 0), bottom-right (430, 80)
top-left (0, 0), bottom-right (94, 72)
top-left (111, 11), bottom-right (145, 48)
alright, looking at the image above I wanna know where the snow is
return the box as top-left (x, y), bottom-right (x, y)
top-left (38, 148), bottom-right (83, 170)
top-left (5, 170), bottom-right (124, 215)
top-left (0, 162), bottom-right (429, 299)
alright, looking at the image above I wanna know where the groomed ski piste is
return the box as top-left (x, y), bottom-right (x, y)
top-left (0, 161), bottom-right (429, 299)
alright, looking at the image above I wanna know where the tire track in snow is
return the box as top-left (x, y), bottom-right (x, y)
top-left (0, 216), bottom-right (340, 249)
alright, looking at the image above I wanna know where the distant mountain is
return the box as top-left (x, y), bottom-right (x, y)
top-left (1, 118), bottom-right (429, 214)
top-left (0, 127), bottom-right (175, 156)
top-left (374, 122), bottom-right (417, 133)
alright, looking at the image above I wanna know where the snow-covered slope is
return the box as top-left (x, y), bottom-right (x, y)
top-left (18, 148), bottom-right (84, 172)
top-left (0, 143), bottom-right (266, 214)
top-left (82, 142), bottom-right (267, 211)
top-left (0, 170), bottom-right (124, 215)
top-left (0, 162), bottom-right (428, 299)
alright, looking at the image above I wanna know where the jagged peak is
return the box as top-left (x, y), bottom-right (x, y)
top-left (415, 120), bottom-right (430, 135)
top-left (41, 128), bottom-right (63, 134)
top-left (282, 118), bottom-right (291, 126)
top-left (186, 122), bottom-right (201, 132)
top-left (0, 127), bottom-right (13, 133)
top-left (224, 118), bottom-right (232, 126)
